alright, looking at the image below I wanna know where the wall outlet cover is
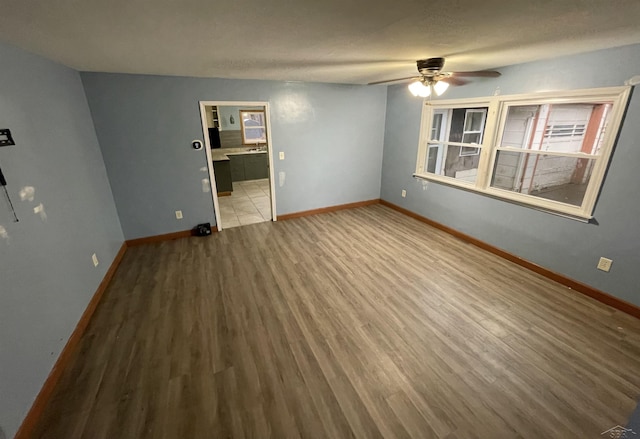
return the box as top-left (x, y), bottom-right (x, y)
top-left (175, 210), bottom-right (183, 219)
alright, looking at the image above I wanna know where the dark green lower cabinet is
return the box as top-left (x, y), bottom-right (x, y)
top-left (228, 153), bottom-right (268, 182)
top-left (244, 154), bottom-right (269, 180)
top-left (229, 156), bottom-right (246, 181)
top-left (213, 160), bottom-right (233, 193)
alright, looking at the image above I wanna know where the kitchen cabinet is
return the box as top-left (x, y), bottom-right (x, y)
top-left (244, 154), bottom-right (269, 180)
top-left (229, 155), bottom-right (246, 181)
top-left (213, 160), bottom-right (233, 193)
top-left (229, 153), bottom-right (268, 182)
top-left (211, 106), bottom-right (220, 128)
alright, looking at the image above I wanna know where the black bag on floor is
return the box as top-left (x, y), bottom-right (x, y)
top-left (192, 222), bottom-right (212, 237)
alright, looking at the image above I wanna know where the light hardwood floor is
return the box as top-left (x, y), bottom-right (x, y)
top-left (32, 205), bottom-right (640, 438)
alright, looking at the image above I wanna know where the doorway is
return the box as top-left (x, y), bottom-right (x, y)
top-left (199, 101), bottom-right (277, 231)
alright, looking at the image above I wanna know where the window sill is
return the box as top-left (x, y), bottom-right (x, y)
top-left (412, 173), bottom-right (595, 223)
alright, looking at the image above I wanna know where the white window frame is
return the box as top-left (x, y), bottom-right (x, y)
top-left (459, 108), bottom-right (486, 156)
top-left (417, 99), bottom-right (495, 186)
top-left (240, 110), bottom-right (267, 145)
top-left (425, 110), bottom-right (449, 174)
top-left (414, 86), bottom-right (631, 220)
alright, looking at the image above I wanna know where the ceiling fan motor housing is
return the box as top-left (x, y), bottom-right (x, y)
top-left (417, 57), bottom-right (445, 75)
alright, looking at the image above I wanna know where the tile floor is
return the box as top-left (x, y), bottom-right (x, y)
top-left (218, 179), bottom-right (272, 229)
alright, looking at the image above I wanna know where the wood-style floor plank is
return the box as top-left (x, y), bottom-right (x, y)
top-left (30, 205), bottom-right (640, 438)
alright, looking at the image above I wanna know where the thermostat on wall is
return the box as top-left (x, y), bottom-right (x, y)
top-left (0, 129), bottom-right (15, 147)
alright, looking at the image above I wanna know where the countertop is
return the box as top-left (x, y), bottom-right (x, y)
top-left (211, 147), bottom-right (267, 162)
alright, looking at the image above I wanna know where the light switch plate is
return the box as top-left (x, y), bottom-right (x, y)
top-left (597, 257), bottom-right (612, 272)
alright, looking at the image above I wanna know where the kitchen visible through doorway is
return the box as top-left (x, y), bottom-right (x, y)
top-left (199, 101), bottom-right (276, 230)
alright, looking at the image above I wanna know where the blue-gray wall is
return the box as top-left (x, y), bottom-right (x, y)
top-left (381, 44), bottom-right (640, 307)
top-left (0, 43), bottom-right (123, 438)
top-left (81, 73), bottom-right (388, 240)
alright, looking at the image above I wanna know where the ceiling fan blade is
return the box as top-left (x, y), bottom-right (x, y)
top-left (450, 70), bottom-right (501, 78)
top-left (368, 76), bottom-right (420, 85)
top-left (440, 76), bottom-right (468, 87)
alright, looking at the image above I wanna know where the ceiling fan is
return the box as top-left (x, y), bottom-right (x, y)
top-left (368, 57), bottom-right (501, 97)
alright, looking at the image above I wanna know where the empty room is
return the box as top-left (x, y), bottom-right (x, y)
top-left (2, 1), bottom-right (640, 438)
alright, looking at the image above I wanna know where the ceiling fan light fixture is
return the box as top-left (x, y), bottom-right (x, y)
top-left (369, 57), bottom-right (500, 91)
top-left (408, 80), bottom-right (431, 97)
top-left (433, 80), bottom-right (449, 96)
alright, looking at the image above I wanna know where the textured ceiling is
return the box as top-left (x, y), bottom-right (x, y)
top-left (1, 0), bottom-right (640, 84)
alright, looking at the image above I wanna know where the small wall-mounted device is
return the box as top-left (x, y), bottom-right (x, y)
top-left (0, 129), bottom-right (15, 147)
top-left (192, 139), bottom-right (203, 150)
top-left (0, 130), bottom-right (18, 221)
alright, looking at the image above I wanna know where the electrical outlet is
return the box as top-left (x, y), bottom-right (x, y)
top-left (597, 257), bottom-right (613, 272)
top-left (401, 189), bottom-right (407, 198)
top-left (175, 210), bottom-right (183, 219)
top-left (92, 253), bottom-right (99, 267)
top-left (279, 151), bottom-right (285, 160)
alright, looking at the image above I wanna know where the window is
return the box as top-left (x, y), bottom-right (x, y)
top-left (460, 109), bottom-right (486, 156)
top-left (415, 87), bottom-right (630, 219)
top-left (423, 105), bottom-right (490, 184)
top-left (240, 110), bottom-right (267, 144)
